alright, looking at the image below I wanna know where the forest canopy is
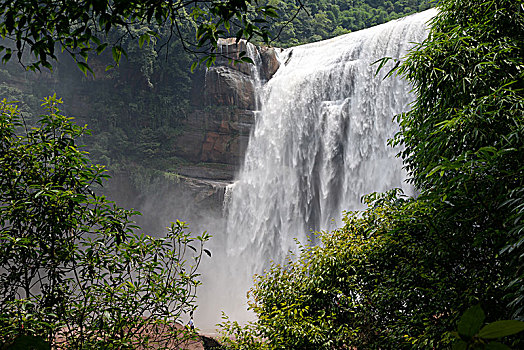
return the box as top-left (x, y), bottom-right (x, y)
top-left (0, 0), bottom-right (284, 71)
top-left (264, 0), bottom-right (434, 46)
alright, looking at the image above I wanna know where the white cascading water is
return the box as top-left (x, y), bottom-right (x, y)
top-left (199, 9), bottom-right (436, 330)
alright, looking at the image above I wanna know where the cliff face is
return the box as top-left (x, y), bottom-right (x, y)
top-left (109, 39), bottom-right (280, 231)
top-left (107, 40), bottom-right (280, 233)
top-left (171, 39), bottom-right (280, 181)
top-left (0, 39), bottom-right (280, 233)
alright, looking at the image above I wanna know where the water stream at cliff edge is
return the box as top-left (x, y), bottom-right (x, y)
top-left (198, 9), bottom-right (436, 331)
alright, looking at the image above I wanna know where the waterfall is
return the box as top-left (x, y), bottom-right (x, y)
top-left (226, 9), bottom-right (435, 269)
top-left (199, 9), bottom-right (436, 329)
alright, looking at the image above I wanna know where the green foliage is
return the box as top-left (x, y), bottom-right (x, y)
top-left (220, 190), bottom-right (516, 349)
top-left (3, 21), bottom-right (197, 173)
top-left (451, 305), bottom-right (524, 349)
top-left (392, 0), bottom-right (524, 320)
top-left (261, 0), bottom-right (433, 46)
top-left (457, 305), bottom-right (486, 339)
top-left (0, 97), bottom-right (210, 349)
top-left (0, 0), bottom-right (280, 72)
top-left (4, 335), bottom-right (50, 350)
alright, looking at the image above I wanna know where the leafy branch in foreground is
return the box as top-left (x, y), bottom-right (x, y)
top-left (451, 305), bottom-right (524, 350)
top-left (0, 96), bottom-right (210, 349)
top-left (0, 0), bottom-right (298, 73)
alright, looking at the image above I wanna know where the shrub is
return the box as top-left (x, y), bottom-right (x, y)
top-left (0, 96), bottom-right (209, 349)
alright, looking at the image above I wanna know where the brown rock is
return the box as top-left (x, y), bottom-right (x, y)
top-left (202, 132), bottom-right (220, 156)
top-left (260, 46), bottom-right (281, 81)
top-left (201, 131), bottom-right (233, 163)
top-left (213, 38), bottom-right (282, 82)
top-left (172, 39), bottom-right (277, 177)
top-left (219, 120), bottom-right (230, 133)
top-left (175, 164), bottom-right (236, 181)
top-left (204, 66), bottom-right (256, 110)
top-left (173, 130), bottom-right (206, 163)
top-left (215, 38), bottom-right (254, 76)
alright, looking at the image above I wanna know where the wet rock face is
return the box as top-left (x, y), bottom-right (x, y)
top-left (171, 105), bottom-right (255, 167)
top-left (260, 47), bottom-right (280, 81)
top-left (214, 38), bottom-right (254, 77)
top-left (204, 66), bottom-right (256, 110)
top-left (212, 38), bottom-right (281, 82)
top-left (198, 59), bottom-right (256, 165)
top-left (199, 108), bottom-right (255, 165)
top-left (175, 40), bottom-right (281, 171)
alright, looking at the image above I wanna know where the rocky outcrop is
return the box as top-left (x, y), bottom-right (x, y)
top-left (173, 39), bottom-right (280, 174)
top-left (102, 169), bottom-right (229, 235)
top-left (169, 105), bottom-right (254, 168)
top-left (211, 38), bottom-right (280, 82)
top-left (153, 40), bottom-right (281, 216)
top-left (213, 38), bottom-right (257, 76)
top-left (204, 66), bottom-right (256, 109)
top-left (1, 38), bottom-right (281, 224)
top-left (260, 46), bottom-right (280, 81)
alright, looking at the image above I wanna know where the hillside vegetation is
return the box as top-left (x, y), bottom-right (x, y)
top-left (265, 0), bottom-right (433, 45)
top-left (3, 1), bottom-right (522, 348)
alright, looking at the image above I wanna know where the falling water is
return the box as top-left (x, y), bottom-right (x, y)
top-left (226, 9), bottom-right (434, 268)
top-left (199, 9), bottom-right (436, 329)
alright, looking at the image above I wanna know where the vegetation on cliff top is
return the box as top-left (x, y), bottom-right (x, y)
top-left (264, 0), bottom-right (433, 46)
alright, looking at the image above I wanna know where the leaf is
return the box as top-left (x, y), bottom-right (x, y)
top-left (478, 320), bottom-right (524, 339)
top-left (458, 305), bottom-right (485, 338)
top-left (204, 249), bottom-right (212, 257)
top-left (41, 61), bottom-right (53, 71)
top-left (139, 33), bottom-right (148, 48)
top-left (372, 56), bottom-right (393, 76)
top-left (76, 61), bottom-right (93, 76)
top-left (485, 342), bottom-right (512, 350)
top-left (6, 335), bottom-right (50, 350)
top-left (91, 36), bottom-right (101, 46)
top-left (427, 165), bottom-right (443, 177)
top-left (264, 7), bottom-right (279, 18)
top-left (96, 43), bottom-right (108, 54)
top-left (2, 51), bottom-right (12, 64)
top-left (206, 55), bottom-right (216, 67)
top-left (112, 46), bottom-right (121, 64)
top-left (235, 29), bottom-right (243, 43)
top-left (452, 340), bottom-right (467, 350)
top-left (190, 61), bottom-right (198, 73)
top-left (477, 146), bottom-right (497, 155)
top-left (383, 59), bottom-right (401, 79)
